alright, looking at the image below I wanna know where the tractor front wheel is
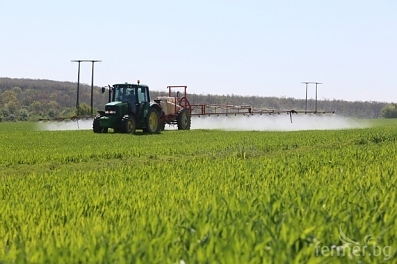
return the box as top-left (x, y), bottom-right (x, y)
top-left (122, 116), bottom-right (136, 134)
top-left (93, 117), bottom-right (108, 133)
top-left (145, 108), bottom-right (161, 134)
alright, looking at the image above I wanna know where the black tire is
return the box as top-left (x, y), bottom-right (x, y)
top-left (159, 120), bottom-right (166, 131)
top-left (177, 108), bottom-right (191, 130)
top-left (159, 111), bottom-right (166, 131)
top-left (122, 116), bottom-right (136, 134)
top-left (145, 108), bottom-right (161, 134)
top-left (93, 117), bottom-right (107, 133)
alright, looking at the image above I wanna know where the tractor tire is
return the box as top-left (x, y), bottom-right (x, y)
top-left (145, 108), bottom-right (161, 134)
top-left (177, 108), bottom-right (191, 130)
top-left (159, 120), bottom-right (166, 131)
top-left (93, 118), bottom-right (100, 133)
top-left (93, 117), bottom-right (108, 133)
top-left (122, 116), bottom-right (136, 134)
top-left (159, 111), bottom-right (166, 131)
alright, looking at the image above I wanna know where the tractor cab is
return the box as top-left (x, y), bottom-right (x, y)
top-left (113, 84), bottom-right (150, 104)
top-left (111, 83), bottom-right (150, 117)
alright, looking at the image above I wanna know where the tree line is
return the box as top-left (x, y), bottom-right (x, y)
top-left (0, 77), bottom-right (394, 122)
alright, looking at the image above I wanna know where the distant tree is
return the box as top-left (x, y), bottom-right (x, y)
top-left (381, 103), bottom-right (397, 118)
top-left (1, 108), bottom-right (9, 118)
top-left (60, 94), bottom-right (71, 107)
top-left (20, 89), bottom-right (36, 106)
top-left (48, 100), bottom-right (60, 110)
top-left (6, 114), bottom-right (16, 122)
top-left (49, 92), bottom-right (58, 100)
top-left (75, 103), bottom-right (93, 116)
top-left (18, 109), bottom-right (29, 121)
top-left (48, 109), bottom-right (59, 118)
top-left (29, 101), bottom-right (43, 113)
top-left (59, 108), bottom-right (74, 118)
top-left (12, 86), bottom-right (22, 95)
top-left (1, 90), bottom-right (18, 105)
top-left (5, 102), bottom-right (18, 115)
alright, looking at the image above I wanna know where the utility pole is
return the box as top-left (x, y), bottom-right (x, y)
top-left (301, 82), bottom-right (310, 112)
top-left (71, 59), bottom-right (101, 116)
top-left (90, 60), bottom-right (101, 115)
top-left (71, 60), bottom-right (82, 115)
top-left (314, 82), bottom-right (322, 112)
top-left (301, 82), bottom-right (322, 112)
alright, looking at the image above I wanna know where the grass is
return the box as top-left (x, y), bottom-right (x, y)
top-left (0, 119), bottom-right (397, 263)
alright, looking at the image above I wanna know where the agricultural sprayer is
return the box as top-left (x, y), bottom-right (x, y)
top-left (92, 81), bottom-right (335, 134)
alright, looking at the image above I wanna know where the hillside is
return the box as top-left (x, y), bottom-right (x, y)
top-left (0, 77), bottom-right (389, 121)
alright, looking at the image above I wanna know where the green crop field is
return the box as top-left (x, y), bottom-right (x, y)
top-left (1, 119), bottom-right (397, 263)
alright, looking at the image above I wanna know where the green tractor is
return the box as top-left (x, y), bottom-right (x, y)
top-left (93, 82), bottom-right (162, 134)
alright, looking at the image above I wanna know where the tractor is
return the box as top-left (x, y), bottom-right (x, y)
top-left (93, 81), bottom-right (191, 134)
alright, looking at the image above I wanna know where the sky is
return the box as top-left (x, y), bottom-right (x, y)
top-left (1, 0), bottom-right (396, 102)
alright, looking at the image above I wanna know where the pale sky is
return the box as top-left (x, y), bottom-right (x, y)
top-left (1, 0), bottom-right (396, 102)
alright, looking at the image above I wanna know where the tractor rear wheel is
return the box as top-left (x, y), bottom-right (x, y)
top-left (122, 116), bottom-right (136, 134)
top-left (159, 111), bottom-right (166, 131)
top-left (177, 108), bottom-right (191, 130)
top-left (159, 120), bottom-right (166, 131)
top-left (145, 108), bottom-right (161, 134)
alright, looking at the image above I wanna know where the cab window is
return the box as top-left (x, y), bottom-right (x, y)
top-left (137, 87), bottom-right (148, 103)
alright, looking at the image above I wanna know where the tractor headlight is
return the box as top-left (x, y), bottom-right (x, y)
top-left (105, 110), bottom-right (116, 114)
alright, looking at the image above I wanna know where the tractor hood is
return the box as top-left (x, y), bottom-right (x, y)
top-left (104, 101), bottom-right (128, 115)
top-left (105, 101), bottom-right (124, 107)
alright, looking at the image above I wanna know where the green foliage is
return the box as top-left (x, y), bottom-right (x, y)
top-left (48, 100), bottom-right (60, 110)
top-left (0, 120), bottom-right (397, 262)
top-left (0, 90), bottom-right (18, 105)
top-left (76, 103), bottom-right (94, 116)
top-left (18, 109), bottom-right (29, 121)
top-left (5, 101), bottom-right (19, 115)
top-left (29, 101), bottom-right (43, 113)
top-left (0, 78), bottom-right (108, 121)
top-left (0, 78), bottom-right (391, 122)
top-left (381, 103), bottom-right (397, 118)
top-left (59, 108), bottom-right (75, 118)
top-left (1, 108), bottom-right (9, 118)
top-left (5, 114), bottom-right (16, 122)
top-left (48, 108), bottom-right (58, 118)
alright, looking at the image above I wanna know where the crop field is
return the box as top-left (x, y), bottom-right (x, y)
top-left (1, 119), bottom-right (397, 263)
